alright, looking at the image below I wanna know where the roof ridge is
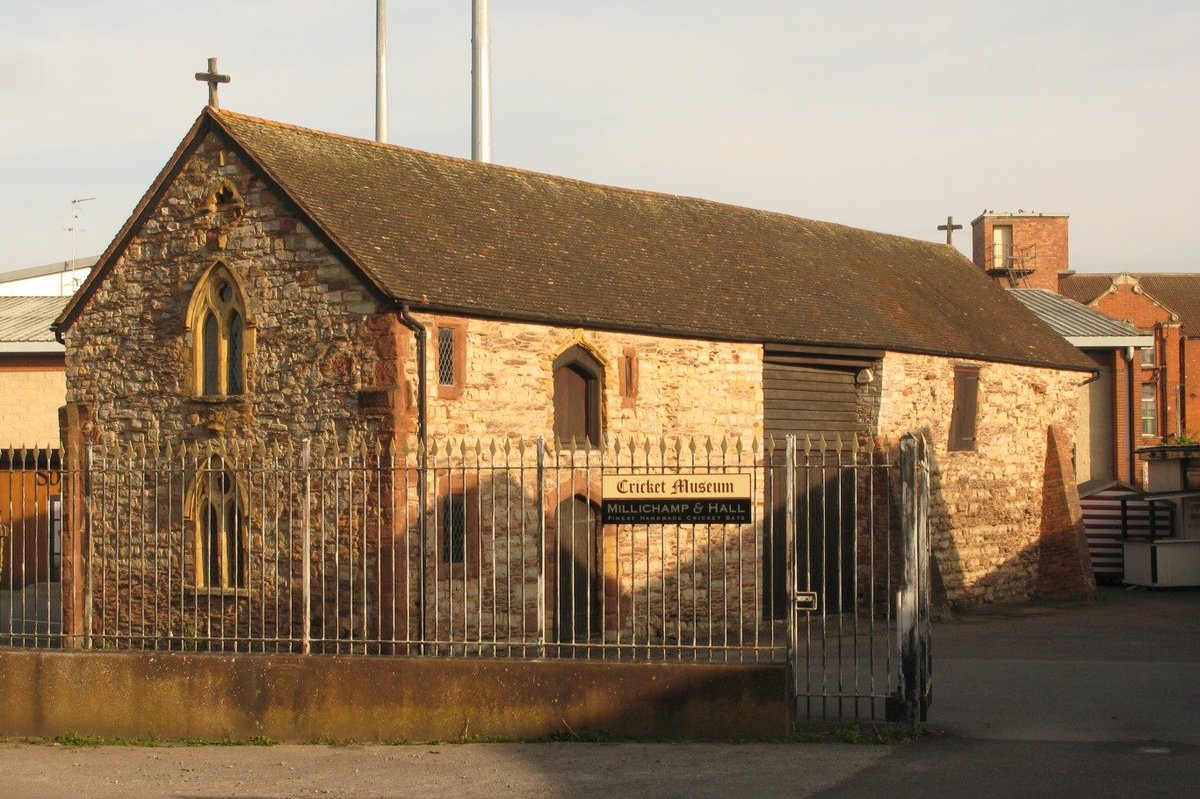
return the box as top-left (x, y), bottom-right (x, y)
top-left (1065, 272), bottom-right (1200, 279)
top-left (213, 107), bottom-right (949, 253)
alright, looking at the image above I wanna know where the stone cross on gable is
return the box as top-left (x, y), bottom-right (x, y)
top-left (937, 215), bottom-right (963, 245)
top-left (195, 58), bottom-right (231, 108)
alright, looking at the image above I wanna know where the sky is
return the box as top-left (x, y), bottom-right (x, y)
top-left (1, 0), bottom-right (1197, 275)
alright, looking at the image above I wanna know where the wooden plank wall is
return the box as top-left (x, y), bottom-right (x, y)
top-left (762, 346), bottom-right (880, 446)
top-left (761, 348), bottom-right (882, 616)
top-left (0, 451), bottom-right (60, 587)
top-left (764, 363), bottom-right (858, 443)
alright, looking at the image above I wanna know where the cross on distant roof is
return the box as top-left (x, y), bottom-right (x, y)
top-left (937, 215), bottom-right (963, 245)
top-left (195, 58), bottom-right (230, 109)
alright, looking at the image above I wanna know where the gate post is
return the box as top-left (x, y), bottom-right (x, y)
top-left (893, 433), bottom-right (932, 726)
top-left (300, 438), bottom-right (312, 655)
top-left (536, 437), bottom-right (546, 657)
top-left (785, 434), bottom-right (797, 725)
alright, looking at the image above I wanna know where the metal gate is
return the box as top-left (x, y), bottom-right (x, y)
top-left (784, 433), bottom-right (931, 724)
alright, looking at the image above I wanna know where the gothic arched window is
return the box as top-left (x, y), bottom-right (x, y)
top-left (190, 264), bottom-right (248, 397)
top-left (553, 346), bottom-right (604, 447)
top-left (193, 459), bottom-right (247, 589)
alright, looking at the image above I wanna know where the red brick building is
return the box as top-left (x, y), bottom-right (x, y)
top-left (974, 211), bottom-right (1199, 486)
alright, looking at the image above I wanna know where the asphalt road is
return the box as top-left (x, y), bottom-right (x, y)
top-left (0, 585), bottom-right (1195, 798)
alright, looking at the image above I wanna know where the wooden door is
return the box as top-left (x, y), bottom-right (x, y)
top-left (555, 497), bottom-right (600, 643)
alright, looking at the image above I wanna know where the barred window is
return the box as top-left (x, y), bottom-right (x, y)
top-left (434, 322), bottom-right (466, 399)
top-left (442, 493), bottom-right (467, 564)
top-left (437, 328), bottom-right (456, 386)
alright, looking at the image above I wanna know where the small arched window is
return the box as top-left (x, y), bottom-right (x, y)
top-left (191, 264), bottom-right (248, 397)
top-left (193, 459), bottom-right (247, 589)
top-left (553, 346), bottom-right (604, 447)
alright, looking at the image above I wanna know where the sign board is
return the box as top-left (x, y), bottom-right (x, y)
top-left (601, 473), bottom-right (752, 525)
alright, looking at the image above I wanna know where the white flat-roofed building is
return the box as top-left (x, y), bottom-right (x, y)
top-left (0, 257), bottom-right (96, 298)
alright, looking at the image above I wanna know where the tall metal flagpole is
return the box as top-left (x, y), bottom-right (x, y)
top-left (376, 0), bottom-right (388, 143)
top-left (472, 0), bottom-right (492, 162)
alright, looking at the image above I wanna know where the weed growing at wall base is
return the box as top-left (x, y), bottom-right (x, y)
top-left (36, 733), bottom-right (278, 747)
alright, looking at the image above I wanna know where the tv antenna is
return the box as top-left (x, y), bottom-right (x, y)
top-left (65, 197), bottom-right (95, 295)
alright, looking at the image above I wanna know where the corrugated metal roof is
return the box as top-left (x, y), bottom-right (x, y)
top-left (1010, 289), bottom-right (1149, 344)
top-left (0, 296), bottom-right (68, 350)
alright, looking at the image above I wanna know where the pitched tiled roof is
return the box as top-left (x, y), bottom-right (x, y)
top-left (1058, 274), bottom-right (1112, 306)
top-left (1061, 274), bottom-right (1200, 336)
top-left (0, 296), bottom-right (68, 352)
top-left (1130, 276), bottom-right (1200, 334)
top-left (1010, 289), bottom-right (1150, 345)
top-left (58, 109), bottom-right (1095, 373)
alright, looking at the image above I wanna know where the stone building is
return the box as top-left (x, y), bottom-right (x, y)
top-left (52, 109), bottom-right (1095, 645)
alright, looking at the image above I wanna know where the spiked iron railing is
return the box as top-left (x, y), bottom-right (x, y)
top-left (1, 431), bottom-right (924, 716)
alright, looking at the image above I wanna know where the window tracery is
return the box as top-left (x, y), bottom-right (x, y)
top-left (189, 263), bottom-right (249, 398)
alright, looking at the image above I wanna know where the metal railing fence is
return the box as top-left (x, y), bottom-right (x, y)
top-left (0, 432), bottom-right (927, 720)
top-left (0, 447), bottom-right (62, 648)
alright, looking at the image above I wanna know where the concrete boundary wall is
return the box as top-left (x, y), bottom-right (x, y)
top-left (0, 651), bottom-right (788, 742)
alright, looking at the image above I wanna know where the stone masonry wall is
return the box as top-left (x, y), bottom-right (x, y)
top-left (417, 315), bottom-right (762, 441)
top-left (64, 132), bottom-right (384, 443)
top-left (64, 132), bottom-right (387, 648)
top-left (877, 352), bottom-right (1085, 605)
top-left (409, 316), bottom-right (766, 645)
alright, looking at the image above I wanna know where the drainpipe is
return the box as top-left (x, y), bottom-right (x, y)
top-left (397, 304), bottom-right (427, 647)
top-left (1178, 384), bottom-right (1184, 440)
top-left (1126, 347), bottom-right (1136, 484)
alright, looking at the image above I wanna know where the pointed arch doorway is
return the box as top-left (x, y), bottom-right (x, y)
top-left (555, 496), bottom-right (602, 646)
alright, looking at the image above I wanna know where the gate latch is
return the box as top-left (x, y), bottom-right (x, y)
top-left (794, 591), bottom-right (819, 612)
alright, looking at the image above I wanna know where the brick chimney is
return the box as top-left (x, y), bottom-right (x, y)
top-left (971, 211), bottom-right (1069, 292)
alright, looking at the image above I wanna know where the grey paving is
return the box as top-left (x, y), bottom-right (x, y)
top-left (930, 586), bottom-right (1200, 745)
top-left (0, 585), bottom-right (1197, 797)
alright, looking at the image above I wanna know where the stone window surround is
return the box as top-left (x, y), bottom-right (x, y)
top-left (187, 460), bottom-right (249, 594)
top-left (552, 344), bottom-right (606, 450)
top-left (208, 179), bottom-right (244, 214)
top-left (184, 260), bottom-right (256, 401)
top-left (434, 471), bottom-right (481, 577)
top-left (618, 346), bottom-right (638, 408)
top-left (948, 364), bottom-right (981, 452)
top-left (432, 318), bottom-right (467, 400)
